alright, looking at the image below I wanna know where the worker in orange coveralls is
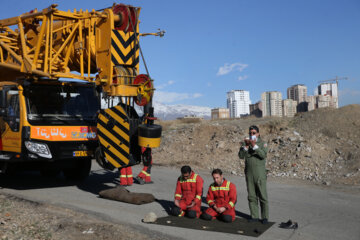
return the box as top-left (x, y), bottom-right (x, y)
top-left (135, 147), bottom-right (153, 184)
top-left (119, 166), bottom-right (133, 186)
top-left (201, 168), bottom-right (237, 223)
top-left (172, 165), bottom-right (204, 218)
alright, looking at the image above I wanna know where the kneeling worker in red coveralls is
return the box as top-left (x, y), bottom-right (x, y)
top-left (201, 168), bottom-right (237, 223)
top-left (172, 165), bottom-right (204, 218)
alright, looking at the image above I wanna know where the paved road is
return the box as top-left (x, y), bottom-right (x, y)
top-left (1, 162), bottom-right (360, 240)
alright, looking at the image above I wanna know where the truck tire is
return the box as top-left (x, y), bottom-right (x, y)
top-left (0, 162), bottom-right (16, 176)
top-left (40, 169), bottom-right (61, 178)
top-left (63, 158), bottom-right (92, 181)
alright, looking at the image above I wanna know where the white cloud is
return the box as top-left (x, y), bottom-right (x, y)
top-left (156, 80), bottom-right (175, 90)
top-left (217, 62), bottom-right (248, 76)
top-left (154, 91), bottom-right (203, 103)
top-left (207, 82), bottom-right (212, 87)
top-left (238, 75), bottom-right (248, 81)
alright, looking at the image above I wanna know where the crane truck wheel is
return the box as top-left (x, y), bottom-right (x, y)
top-left (40, 169), bottom-right (61, 178)
top-left (0, 162), bottom-right (16, 176)
top-left (63, 158), bottom-right (92, 181)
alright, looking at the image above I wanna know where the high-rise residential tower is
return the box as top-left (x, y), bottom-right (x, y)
top-left (226, 90), bottom-right (251, 118)
top-left (287, 84), bottom-right (307, 103)
top-left (261, 91), bottom-right (283, 117)
top-left (317, 82), bottom-right (338, 108)
top-left (282, 99), bottom-right (297, 117)
top-left (287, 84), bottom-right (307, 112)
top-left (318, 82), bottom-right (338, 97)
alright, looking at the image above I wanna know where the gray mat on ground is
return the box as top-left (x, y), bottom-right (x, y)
top-left (149, 216), bottom-right (274, 237)
top-left (98, 186), bottom-right (155, 205)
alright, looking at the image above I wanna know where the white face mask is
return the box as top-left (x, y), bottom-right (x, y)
top-left (251, 135), bottom-right (257, 141)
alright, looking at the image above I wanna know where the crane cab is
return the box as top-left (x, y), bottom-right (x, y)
top-left (0, 79), bottom-right (100, 179)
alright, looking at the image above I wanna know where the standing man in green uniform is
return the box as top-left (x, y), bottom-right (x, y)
top-left (238, 125), bottom-right (269, 224)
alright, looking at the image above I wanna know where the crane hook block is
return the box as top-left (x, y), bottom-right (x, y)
top-left (134, 74), bottom-right (153, 106)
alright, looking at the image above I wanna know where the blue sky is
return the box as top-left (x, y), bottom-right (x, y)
top-left (1, 0), bottom-right (359, 108)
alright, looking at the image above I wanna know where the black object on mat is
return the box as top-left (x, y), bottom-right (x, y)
top-left (149, 216), bottom-right (274, 237)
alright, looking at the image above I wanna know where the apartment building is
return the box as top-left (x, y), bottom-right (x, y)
top-left (227, 90), bottom-right (251, 118)
top-left (282, 99), bottom-right (297, 117)
top-left (249, 101), bottom-right (262, 118)
top-left (317, 83), bottom-right (338, 108)
top-left (261, 91), bottom-right (283, 117)
top-left (211, 108), bottom-right (230, 120)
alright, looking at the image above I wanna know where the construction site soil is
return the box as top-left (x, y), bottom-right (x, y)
top-left (154, 104), bottom-right (360, 186)
top-left (0, 194), bottom-right (169, 240)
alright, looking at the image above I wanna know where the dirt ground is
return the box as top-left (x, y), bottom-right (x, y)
top-left (0, 194), bottom-right (169, 240)
top-left (154, 104), bottom-right (360, 186)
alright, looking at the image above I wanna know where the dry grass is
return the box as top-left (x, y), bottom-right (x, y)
top-left (156, 118), bottom-right (202, 131)
top-left (178, 118), bottom-right (202, 124)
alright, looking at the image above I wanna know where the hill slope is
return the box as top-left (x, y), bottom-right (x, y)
top-left (153, 104), bottom-right (360, 185)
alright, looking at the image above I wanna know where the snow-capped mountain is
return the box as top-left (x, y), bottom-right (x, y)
top-left (101, 99), bottom-right (212, 120)
top-left (153, 101), bottom-right (211, 120)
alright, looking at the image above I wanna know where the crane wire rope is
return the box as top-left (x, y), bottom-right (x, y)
top-left (126, 6), bottom-right (150, 78)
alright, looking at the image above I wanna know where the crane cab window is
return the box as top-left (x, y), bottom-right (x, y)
top-left (24, 84), bottom-right (100, 126)
top-left (0, 89), bottom-right (20, 132)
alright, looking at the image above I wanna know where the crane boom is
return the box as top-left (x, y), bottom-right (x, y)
top-left (318, 76), bottom-right (348, 85)
top-left (0, 3), bottom-right (145, 97)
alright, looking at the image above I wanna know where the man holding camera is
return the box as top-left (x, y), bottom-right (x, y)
top-left (238, 125), bottom-right (269, 224)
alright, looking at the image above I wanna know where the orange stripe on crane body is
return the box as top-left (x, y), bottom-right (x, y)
top-left (30, 126), bottom-right (97, 141)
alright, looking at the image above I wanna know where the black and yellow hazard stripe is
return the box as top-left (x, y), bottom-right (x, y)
top-left (97, 105), bottom-right (131, 168)
top-left (111, 30), bottom-right (139, 68)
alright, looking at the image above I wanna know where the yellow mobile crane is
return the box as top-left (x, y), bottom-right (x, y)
top-left (0, 3), bottom-right (162, 179)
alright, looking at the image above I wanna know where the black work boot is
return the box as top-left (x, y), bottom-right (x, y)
top-left (248, 218), bottom-right (259, 223)
top-left (172, 206), bottom-right (181, 216)
top-left (135, 177), bottom-right (145, 185)
top-left (186, 210), bottom-right (197, 219)
top-left (261, 218), bottom-right (268, 224)
top-left (200, 213), bottom-right (213, 221)
top-left (221, 214), bottom-right (233, 223)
